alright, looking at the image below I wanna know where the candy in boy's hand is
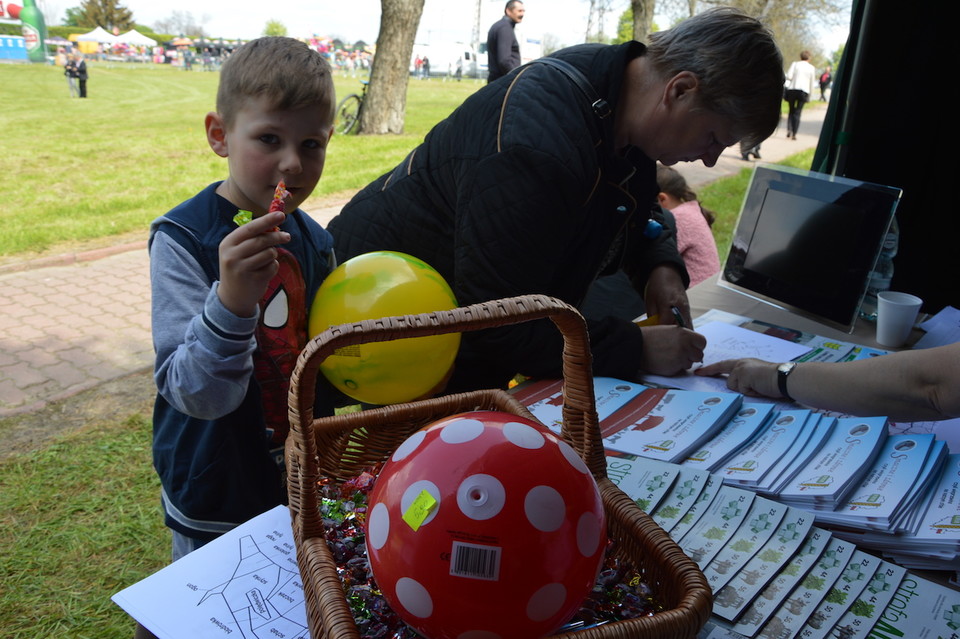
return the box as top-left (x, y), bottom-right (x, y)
top-left (232, 210), bottom-right (253, 226)
top-left (233, 182), bottom-right (289, 229)
top-left (269, 180), bottom-right (290, 213)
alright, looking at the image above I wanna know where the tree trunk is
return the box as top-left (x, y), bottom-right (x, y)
top-left (359, 0), bottom-right (425, 135)
top-left (585, 0), bottom-right (596, 41)
top-left (631, 0), bottom-right (656, 43)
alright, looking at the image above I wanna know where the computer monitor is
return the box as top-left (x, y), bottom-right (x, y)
top-left (718, 164), bottom-right (902, 332)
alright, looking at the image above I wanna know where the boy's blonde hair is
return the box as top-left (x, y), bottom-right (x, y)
top-left (217, 37), bottom-right (335, 128)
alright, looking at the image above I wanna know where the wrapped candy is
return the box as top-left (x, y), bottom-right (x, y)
top-left (231, 181), bottom-right (290, 227)
top-left (270, 180), bottom-right (290, 213)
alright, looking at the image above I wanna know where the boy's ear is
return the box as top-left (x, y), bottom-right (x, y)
top-left (205, 112), bottom-right (229, 158)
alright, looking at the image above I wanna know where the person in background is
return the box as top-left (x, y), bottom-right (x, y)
top-left (486, 0), bottom-right (525, 83)
top-left (783, 50), bottom-right (816, 139)
top-left (329, 8), bottom-right (785, 391)
top-left (655, 164), bottom-right (720, 287)
top-left (695, 342), bottom-right (960, 422)
top-left (819, 65), bottom-right (832, 101)
top-left (74, 52), bottom-right (88, 98)
top-left (64, 52), bottom-right (79, 97)
top-left (739, 139), bottom-right (761, 160)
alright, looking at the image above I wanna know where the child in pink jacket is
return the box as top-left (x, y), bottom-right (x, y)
top-left (656, 164), bottom-right (721, 287)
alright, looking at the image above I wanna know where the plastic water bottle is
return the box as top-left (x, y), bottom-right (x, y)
top-left (859, 218), bottom-right (899, 321)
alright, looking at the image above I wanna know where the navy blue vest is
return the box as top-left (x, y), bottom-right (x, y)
top-left (150, 182), bottom-right (334, 540)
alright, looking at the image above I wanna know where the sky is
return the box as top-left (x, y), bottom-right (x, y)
top-left (35, 0), bottom-right (850, 53)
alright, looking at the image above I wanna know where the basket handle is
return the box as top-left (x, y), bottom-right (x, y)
top-left (287, 294), bottom-right (606, 475)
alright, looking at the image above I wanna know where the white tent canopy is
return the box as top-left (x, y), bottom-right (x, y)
top-left (116, 29), bottom-right (157, 47)
top-left (75, 26), bottom-right (118, 44)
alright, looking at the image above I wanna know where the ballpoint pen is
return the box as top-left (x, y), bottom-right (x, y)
top-left (670, 305), bottom-right (687, 329)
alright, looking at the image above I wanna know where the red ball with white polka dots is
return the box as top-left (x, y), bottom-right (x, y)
top-left (366, 410), bottom-right (607, 639)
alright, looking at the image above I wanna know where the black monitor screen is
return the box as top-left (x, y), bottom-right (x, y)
top-left (720, 165), bottom-right (902, 331)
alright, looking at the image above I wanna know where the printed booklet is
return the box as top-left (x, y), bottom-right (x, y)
top-left (512, 376), bottom-right (645, 434)
top-left (776, 416), bottom-right (889, 509)
top-left (601, 387), bottom-right (743, 463)
top-left (681, 402), bottom-right (776, 473)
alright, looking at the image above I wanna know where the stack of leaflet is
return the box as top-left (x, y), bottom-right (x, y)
top-left (681, 402), bottom-right (776, 473)
top-left (600, 387), bottom-right (743, 463)
top-left (719, 529), bottom-right (843, 638)
top-left (700, 498), bottom-right (813, 596)
top-left (716, 409), bottom-right (814, 489)
top-left (753, 415), bottom-right (838, 496)
top-left (603, 455), bottom-right (960, 639)
top-left (815, 433), bottom-right (948, 533)
top-left (513, 376), bottom-right (645, 435)
top-left (834, 454), bottom-right (960, 572)
top-left (604, 453), bottom-right (679, 514)
top-left (611, 455), bottom-right (960, 639)
top-left (646, 463), bottom-right (712, 533)
top-left (513, 376), bottom-right (960, 583)
top-left (774, 416), bottom-right (889, 511)
top-left (700, 560), bottom-right (959, 639)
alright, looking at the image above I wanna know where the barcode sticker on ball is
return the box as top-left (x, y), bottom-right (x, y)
top-left (450, 541), bottom-right (501, 581)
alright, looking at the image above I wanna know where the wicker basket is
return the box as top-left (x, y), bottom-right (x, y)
top-left (286, 294), bottom-right (712, 639)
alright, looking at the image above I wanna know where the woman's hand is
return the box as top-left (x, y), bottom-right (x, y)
top-left (643, 265), bottom-right (692, 328)
top-left (695, 358), bottom-right (780, 398)
top-left (637, 325), bottom-right (706, 376)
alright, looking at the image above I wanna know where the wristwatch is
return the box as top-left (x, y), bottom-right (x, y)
top-left (777, 362), bottom-right (798, 401)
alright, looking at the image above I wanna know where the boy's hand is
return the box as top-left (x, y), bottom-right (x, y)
top-left (217, 211), bottom-right (290, 317)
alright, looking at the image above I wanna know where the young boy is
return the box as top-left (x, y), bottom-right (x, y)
top-left (148, 36), bottom-right (336, 560)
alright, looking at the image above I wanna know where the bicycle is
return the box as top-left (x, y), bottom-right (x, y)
top-left (335, 79), bottom-right (368, 135)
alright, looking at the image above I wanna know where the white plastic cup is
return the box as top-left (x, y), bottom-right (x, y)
top-left (876, 291), bottom-right (923, 347)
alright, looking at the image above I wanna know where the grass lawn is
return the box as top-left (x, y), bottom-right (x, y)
top-left (2, 60), bottom-right (814, 263)
top-left (0, 410), bottom-right (166, 638)
top-left (0, 61), bottom-right (483, 259)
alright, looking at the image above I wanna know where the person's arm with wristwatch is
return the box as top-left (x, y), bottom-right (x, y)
top-left (695, 343), bottom-right (960, 422)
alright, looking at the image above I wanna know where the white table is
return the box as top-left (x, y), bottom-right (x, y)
top-left (686, 274), bottom-right (922, 350)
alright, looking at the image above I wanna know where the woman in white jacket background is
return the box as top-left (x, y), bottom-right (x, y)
top-left (784, 50), bottom-right (817, 139)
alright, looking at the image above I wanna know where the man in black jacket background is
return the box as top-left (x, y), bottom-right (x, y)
top-left (328, 8), bottom-right (784, 395)
top-left (486, 0), bottom-right (524, 83)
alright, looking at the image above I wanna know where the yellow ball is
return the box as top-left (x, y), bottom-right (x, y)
top-left (308, 251), bottom-right (461, 405)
